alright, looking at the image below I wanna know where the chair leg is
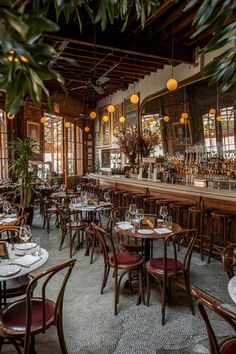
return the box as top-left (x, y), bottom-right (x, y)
top-left (101, 264), bottom-right (110, 294)
top-left (56, 314), bottom-right (68, 354)
top-left (138, 266), bottom-right (145, 305)
top-left (90, 234), bottom-right (96, 264)
top-left (184, 272), bottom-right (195, 316)
top-left (46, 214), bottom-right (51, 233)
top-left (59, 230), bottom-right (66, 251)
top-left (28, 336), bottom-right (36, 354)
top-left (114, 270), bottom-right (119, 315)
top-left (146, 272), bottom-right (151, 306)
top-left (161, 280), bottom-right (167, 325)
top-left (208, 218), bottom-right (214, 263)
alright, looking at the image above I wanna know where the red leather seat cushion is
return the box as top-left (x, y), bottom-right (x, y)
top-left (221, 338), bottom-right (236, 354)
top-left (147, 257), bottom-right (183, 274)
top-left (0, 298), bottom-right (55, 332)
top-left (110, 252), bottom-right (143, 266)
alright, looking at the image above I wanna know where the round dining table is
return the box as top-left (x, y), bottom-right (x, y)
top-left (115, 222), bottom-right (182, 261)
top-left (0, 245), bottom-right (49, 307)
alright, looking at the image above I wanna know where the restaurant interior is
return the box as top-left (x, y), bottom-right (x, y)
top-left (0, 1), bottom-right (236, 353)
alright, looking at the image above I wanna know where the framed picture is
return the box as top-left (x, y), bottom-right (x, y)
top-left (172, 122), bottom-right (192, 145)
top-left (27, 121), bottom-right (40, 145)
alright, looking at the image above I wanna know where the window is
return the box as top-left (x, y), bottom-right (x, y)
top-left (76, 126), bottom-right (83, 175)
top-left (203, 113), bottom-right (217, 153)
top-left (220, 106), bottom-right (235, 153)
top-left (0, 110), bottom-right (8, 180)
top-left (44, 114), bottom-right (63, 174)
top-left (67, 123), bottom-right (75, 176)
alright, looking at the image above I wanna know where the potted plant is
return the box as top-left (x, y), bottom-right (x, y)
top-left (8, 137), bottom-right (39, 224)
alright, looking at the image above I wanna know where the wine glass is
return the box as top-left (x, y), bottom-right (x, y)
top-left (3, 200), bottom-right (11, 215)
top-left (76, 184), bottom-right (81, 193)
top-left (129, 204), bottom-right (137, 221)
top-left (159, 205), bottom-right (168, 225)
top-left (104, 191), bottom-right (111, 203)
top-left (61, 184), bottom-right (66, 192)
top-left (136, 208), bottom-right (144, 227)
top-left (19, 225), bottom-right (31, 254)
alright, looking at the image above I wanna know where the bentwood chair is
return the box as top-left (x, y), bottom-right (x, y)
top-left (57, 205), bottom-right (87, 257)
top-left (146, 229), bottom-right (197, 325)
top-left (0, 258), bottom-right (76, 354)
top-left (94, 224), bottom-right (145, 315)
top-left (85, 204), bottom-right (115, 264)
top-left (221, 243), bottom-right (236, 279)
top-left (196, 289), bottom-right (236, 354)
top-left (111, 206), bottom-right (145, 254)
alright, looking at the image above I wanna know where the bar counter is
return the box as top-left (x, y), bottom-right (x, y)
top-left (89, 173), bottom-right (236, 213)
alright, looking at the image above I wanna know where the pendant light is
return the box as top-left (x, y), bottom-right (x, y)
top-left (119, 90), bottom-right (125, 123)
top-left (216, 82), bottom-right (222, 122)
top-left (167, 24), bottom-right (178, 91)
top-left (180, 87), bottom-right (189, 123)
top-left (102, 97), bottom-right (109, 122)
top-left (84, 126), bottom-right (90, 132)
top-left (64, 121), bottom-right (70, 128)
top-left (40, 116), bottom-right (46, 124)
top-left (7, 112), bottom-right (15, 120)
top-left (108, 103), bottom-right (115, 113)
top-left (89, 23), bottom-right (97, 120)
top-left (130, 57), bottom-right (139, 104)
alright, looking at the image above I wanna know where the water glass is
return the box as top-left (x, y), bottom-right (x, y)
top-left (159, 205), bottom-right (168, 220)
top-left (125, 210), bottom-right (131, 223)
top-left (129, 204), bottom-right (137, 220)
top-left (31, 237), bottom-right (41, 256)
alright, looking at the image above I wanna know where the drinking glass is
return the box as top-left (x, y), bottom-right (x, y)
top-left (159, 205), bottom-right (168, 220)
top-left (129, 204), bottom-right (137, 221)
top-left (76, 184), bottom-right (81, 193)
top-left (3, 200), bottom-right (11, 215)
top-left (136, 208), bottom-right (144, 227)
top-left (104, 192), bottom-right (111, 203)
top-left (31, 237), bottom-right (41, 256)
top-left (19, 225), bottom-right (31, 254)
top-left (166, 216), bottom-right (173, 230)
top-left (61, 184), bottom-right (66, 192)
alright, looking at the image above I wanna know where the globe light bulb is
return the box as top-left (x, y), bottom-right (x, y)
top-left (163, 115), bottom-right (170, 122)
top-left (107, 104), bottom-right (115, 113)
top-left (102, 114), bottom-right (109, 122)
top-left (181, 112), bottom-right (188, 119)
top-left (84, 126), bottom-right (90, 132)
top-left (130, 94), bottom-right (139, 104)
top-left (209, 108), bottom-right (216, 115)
top-left (64, 122), bottom-right (70, 128)
top-left (149, 116), bottom-right (155, 122)
top-left (7, 112), bottom-right (15, 120)
top-left (119, 116), bottom-right (125, 123)
top-left (180, 117), bottom-right (185, 124)
top-left (90, 111), bottom-right (96, 119)
top-left (167, 78), bottom-right (178, 91)
top-left (216, 115), bottom-right (222, 122)
top-left (40, 116), bottom-right (46, 124)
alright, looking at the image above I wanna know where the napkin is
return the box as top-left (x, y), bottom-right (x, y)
top-left (2, 217), bottom-right (18, 223)
top-left (14, 255), bottom-right (41, 268)
top-left (117, 222), bottom-right (133, 231)
top-left (154, 228), bottom-right (172, 234)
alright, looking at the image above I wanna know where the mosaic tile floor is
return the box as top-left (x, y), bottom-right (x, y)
top-left (1, 210), bottom-right (235, 354)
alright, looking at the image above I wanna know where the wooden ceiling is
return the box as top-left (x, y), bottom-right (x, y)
top-left (43, 0), bottom-right (215, 107)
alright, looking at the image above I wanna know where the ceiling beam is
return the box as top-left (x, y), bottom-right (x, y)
top-left (44, 25), bottom-right (194, 64)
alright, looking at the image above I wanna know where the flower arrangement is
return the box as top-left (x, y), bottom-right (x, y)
top-left (114, 125), bottom-right (161, 163)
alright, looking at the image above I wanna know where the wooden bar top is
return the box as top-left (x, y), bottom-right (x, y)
top-left (89, 173), bottom-right (236, 203)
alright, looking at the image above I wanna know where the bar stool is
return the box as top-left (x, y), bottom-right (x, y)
top-left (122, 191), bottom-right (138, 207)
top-left (208, 210), bottom-right (235, 263)
top-left (188, 206), bottom-right (212, 260)
top-left (144, 197), bottom-right (160, 213)
top-left (113, 190), bottom-right (124, 206)
top-left (169, 201), bottom-right (193, 227)
top-left (131, 193), bottom-right (149, 209)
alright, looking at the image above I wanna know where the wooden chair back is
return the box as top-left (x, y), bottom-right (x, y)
top-left (93, 224), bottom-right (118, 268)
top-left (0, 225), bottom-right (20, 244)
top-left (221, 243), bottom-right (236, 279)
top-left (23, 258), bottom-right (76, 353)
top-left (15, 213), bottom-right (30, 226)
top-left (164, 229), bottom-right (197, 275)
top-left (195, 289), bottom-right (236, 354)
